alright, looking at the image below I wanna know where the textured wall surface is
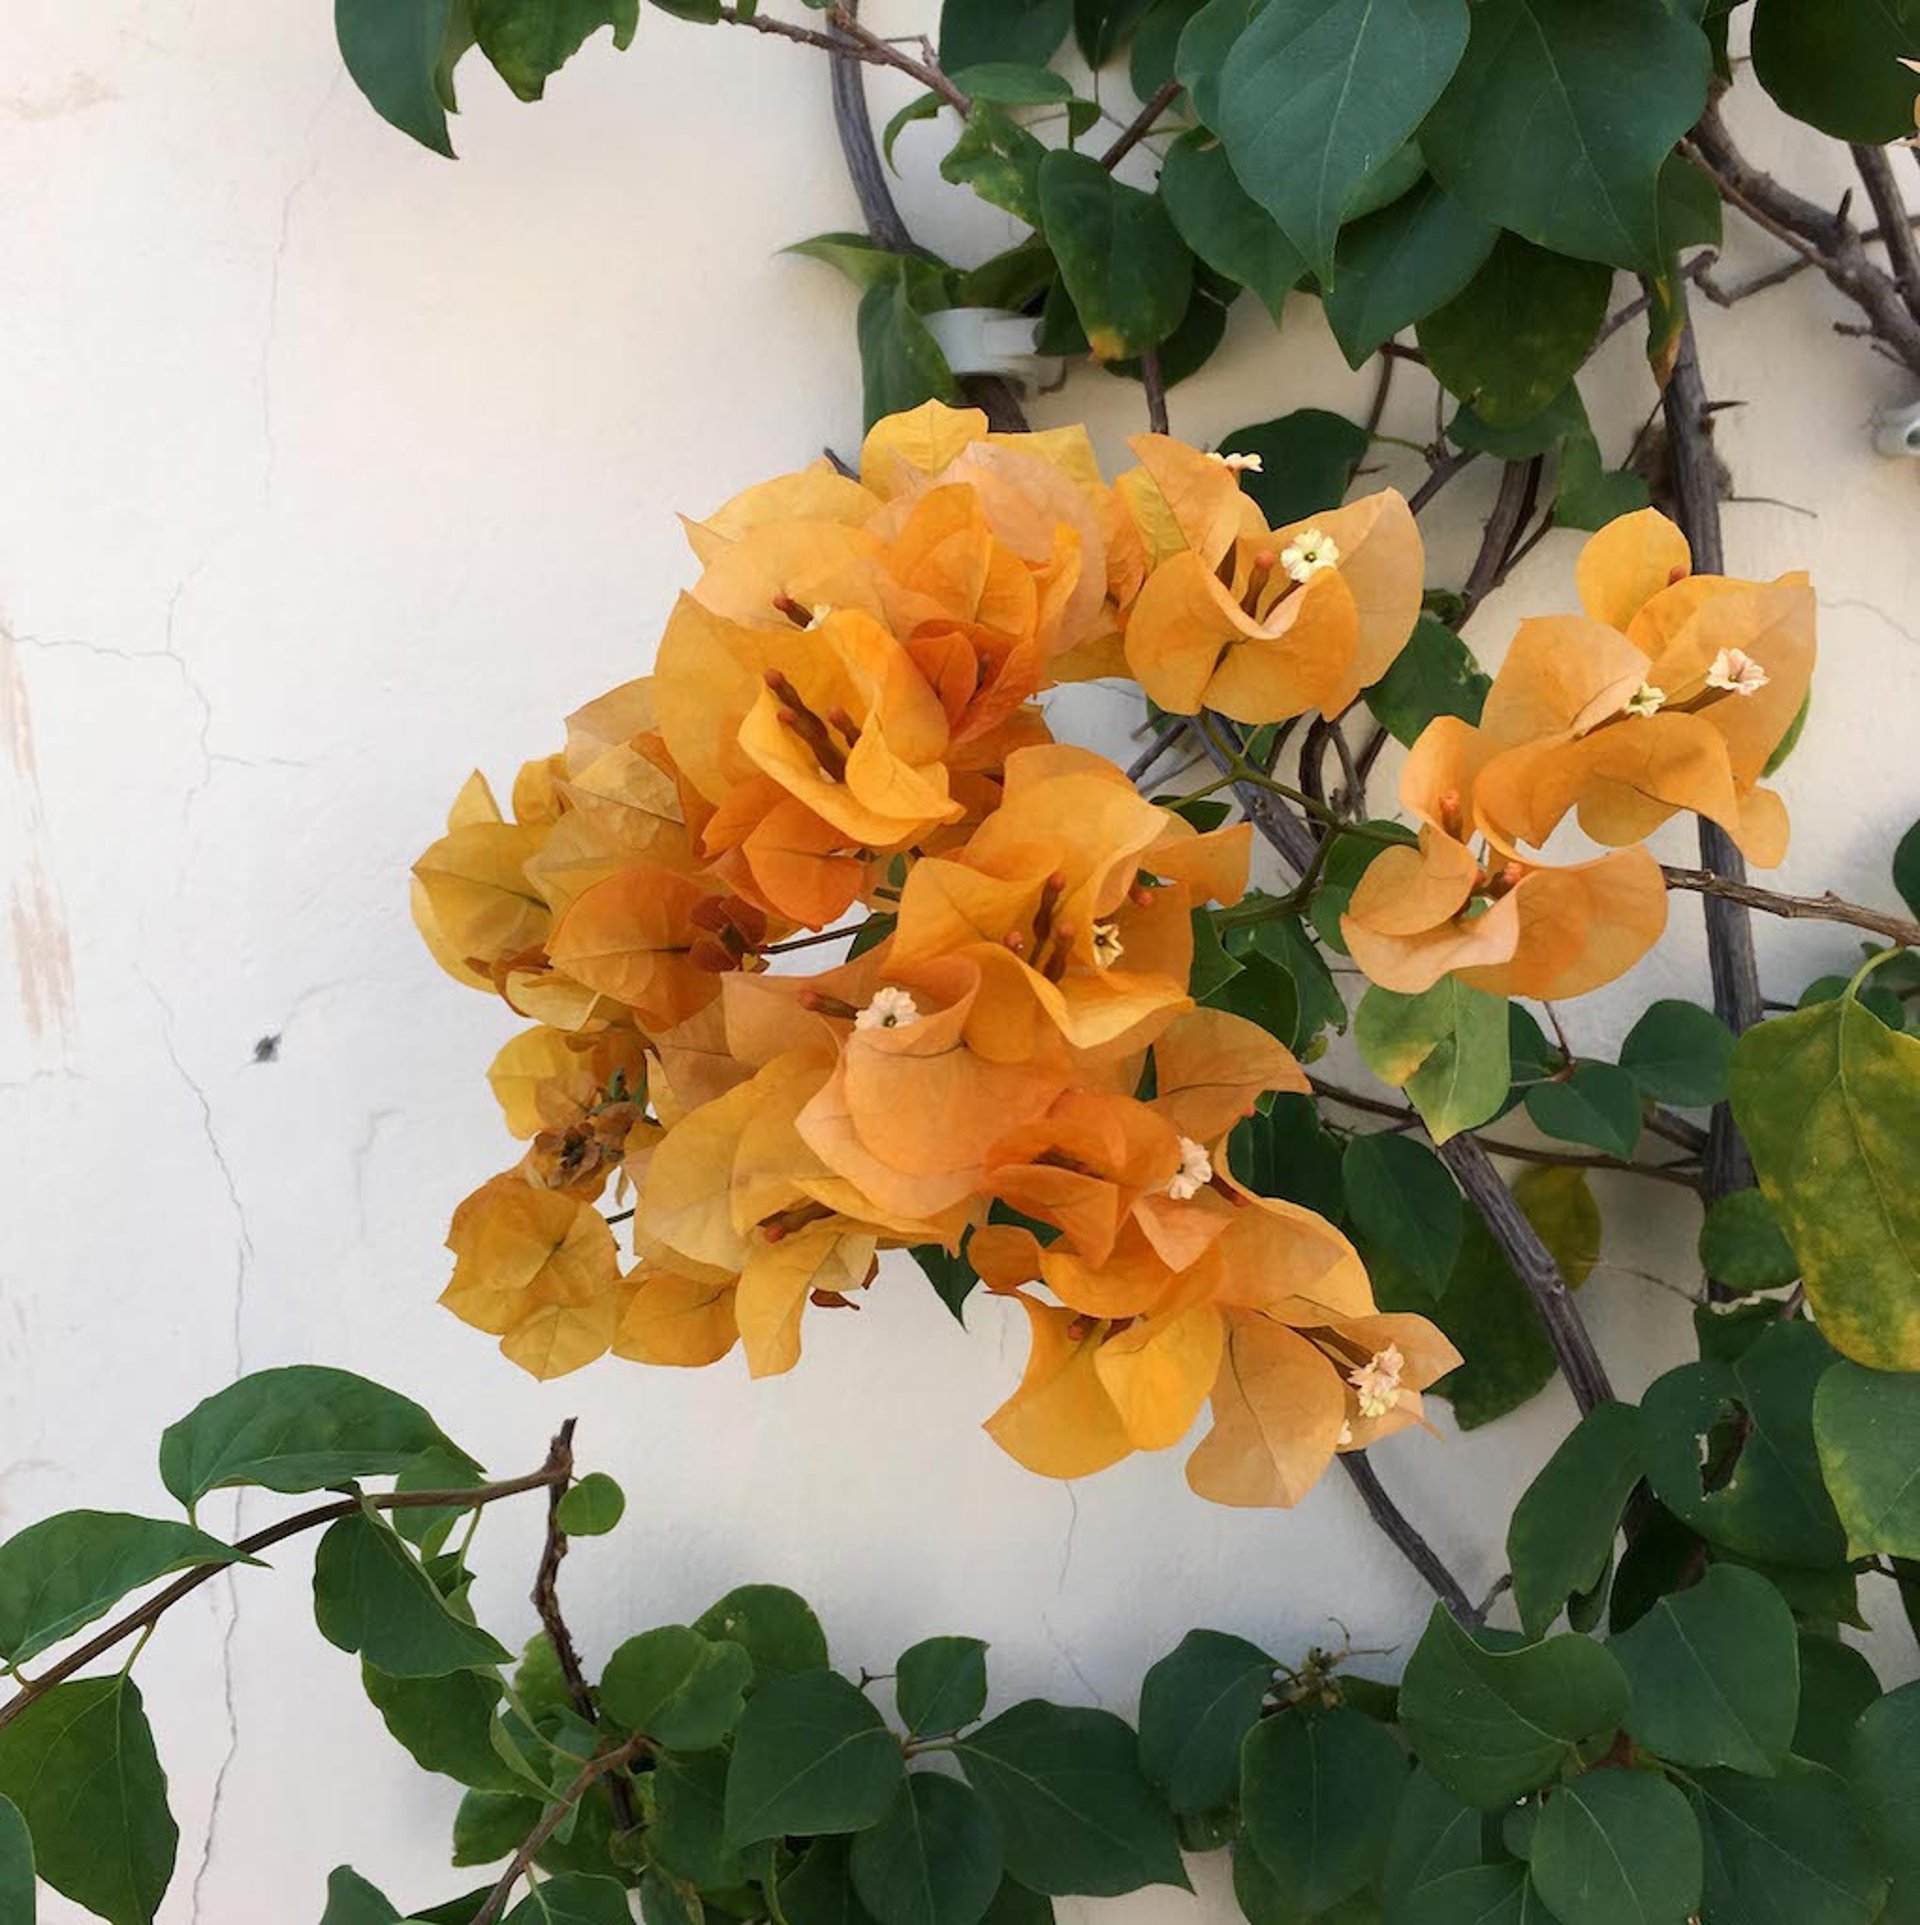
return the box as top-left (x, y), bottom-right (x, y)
top-left (2, 6), bottom-right (1917, 1918)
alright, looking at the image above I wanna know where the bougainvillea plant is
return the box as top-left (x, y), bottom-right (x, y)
top-left (2, 2), bottom-right (1919, 1922)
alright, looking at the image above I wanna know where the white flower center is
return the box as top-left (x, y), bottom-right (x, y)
top-left (854, 986), bottom-right (921, 1031)
top-left (1207, 450), bottom-right (1264, 474)
top-left (1625, 681), bottom-right (1667, 718)
top-left (805, 604), bottom-right (834, 630)
top-left (1347, 1343), bottom-right (1407, 1420)
top-left (1091, 920), bottom-right (1124, 969)
top-left (1706, 647), bottom-right (1769, 697)
top-left (1280, 528), bottom-right (1339, 583)
top-left (1166, 1136), bottom-right (1213, 1201)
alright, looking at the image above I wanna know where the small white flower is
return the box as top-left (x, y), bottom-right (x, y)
top-left (1337, 1421), bottom-right (1355, 1447)
top-left (1166, 1135), bottom-right (1214, 1201)
top-left (1625, 681), bottom-right (1667, 719)
top-left (1091, 920), bottom-right (1124, 969)
top-left (1207, 450), bottom-right (1264, 474)
top-left (1706, 647), bottom-right (1769, 697)
top-left (1347, 1343), bottom-right (1407, 1420)
top-left (854, 986), bottom-right (921, 1031)
top-left (1280, 528), bottom-right (1340, 583)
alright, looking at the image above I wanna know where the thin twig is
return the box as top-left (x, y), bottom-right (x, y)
top-left (1457, 459), bottom-right (1540, 622)
top-left (0, 1447), bottom-right (573, 1733)
top-left (1408, 448), bottom-right (1478, 516)
top-left (1339, 1454), bottom-right (1477, 1623)
top-left (1850, 144), bottom-right (1920, 316)
top-left (1662, 865), bottom-right (1920, 949)
top-left (1101, 77), bottom-right (1181, 169)
top-left (1126, 715), bottom-right (1190, 785)
top-left (1440, 1135), bottom-right (1617, 1414)
top-left (530, 1420), bottom-right (636, 1832)
top-left (470, 1733), bottom-right (650, 1925)
top-left (1140, 347), bottom-right (1170, 435)
top-left (720, 3), bottom-right (972, 112)
top-left (1310, 1080), bottom-right (1701, 1188)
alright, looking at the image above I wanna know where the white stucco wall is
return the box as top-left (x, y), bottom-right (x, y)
top-left (2, 6), bottom-right (1917, 1919)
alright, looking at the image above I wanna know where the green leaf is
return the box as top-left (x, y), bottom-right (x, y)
top-left (1215, 409), bottom-right (1371, 527)
top-left (336, 0), bottom-right (462, 156)
top-left (1525, 1062), bottom-right (1641, 1158)
top-left (1691, 1761), bottom-right (1886, 1925)
top-left (941, 105), bottom-right (1049, 226)
top-left (909, 1242), bottom-right (980, 1326)
top-left (1240, 1707), bottom-right (1406, 1912)
top-left (1383, 1768), bottom-right (1485, 1914)
top-left (1231, 1095), bottom-right (1347, 1222)
top-left (0, 1511), bottom-right (251, 1666)
top-left (322, 1867), bottom-right (402, 1924)
top-left (652, 1748), bottom-right (745, 1887)
top-left (1343, 1132), bottom-right (1463, 1301)
top-left (1129, 0), bottom-right (1205, 95)
top-left (1638, 1320), bottom-right (1849, 1569)
top-left (468, 0), bottom-right (635, 101)
top-left (781, 1837), bottom-right (883, 1925)
top-left (725, 1670), bottom-right (904, 1844)
top-left (979, 1880), bottom-right (1053, 1925)
top-left (1137, 1628), bottom-right (1274, 1816)
top-left (159, 1366), bottom-right (479, 1511)
top-left (1730, 990), bottom-right (1920, 1372)
top-left (1508, 1402), bottom-right (1644, 1638)
top-left (694, 1584), bottom-right (829, 1687)
top-left (938, 0), bottom-right (1071, 71)
top-left (1038, 150), bottom-right (1192, 360)
top-left (1323, 178), bottom-right (1497, 367)
top-left (1451, 383), bottom-right (1589, 461)
top-left (1394, 1861), bottom-right (1536, 1923)
top-left (1751, 0), bottom-right (1920, 144)
top-left (1511, 1165), bottom-right (1600, 1288)
top-left (312, 1512), bottom-right (508, 1677)
top-left (1851, 1682), bottom-right (1920, 1903)
top-left (1172, 0), bottom-right (1256, 128)
top-left (362, 1663), bottom-right (523, 1791)
top-left (0, 1677), bottom-right (174, 1925)
top-left (1074, 0), bottom-right (1156, 63)
top-left (0, 1796), bottom-right (32, 1925)
top-left (1160, 134), bottom-right (1305, 318)
top-left (788, 234), bottom-right (956, 310)
top-left (501, 1872), bottom-right (635, 1924)
top-left (1362, 613), bottom-right (1490, 747)
top-left (1208, 0), bottom-right (1470, 279)
top-left (954, 1700), bottom-right (1188, 1896)
top-left (1374, 1208), bottom-right (1556, 1429)
top-left (1789, 1633), bottom-right (1878, 1774)
top-left (1356, 980), bottom-right (1511, 1144)
top-left (1610, 1565), bottom-right (1799, 1774)
top-left (1530, 1771), bottom-right (1702, 1925)
top-left (951, 61), bottom-right (1073, 103)
top-left (555, 1471), bottom-right (624, 1538)
top-left (896, 1636), bottom-right (989, 1737)
top-left (857, 280), bottom-right (963, 432)
top-left (1895, 817), bottom-right (1920, 921)
top-left (1814, 1360), bottom-right (1920, 1559)
top-left (1417, 234), bottom-right (1612, 428)
top-left (1620, 1000), bottom-right (1736, 1108)
top-left (1699, 1191), bottom-right (1800, 1294)
top-left (1553, 427), bottom-right (1653, 531)
top-left (1397, 1607), bottom-right (1629, 1810)
top-left (1422, 0), bottom-right (1712, 272)
top-left (1654, 150), bottom-right (1724, 256)
top-left (850, 1774), bottom-right (1004, 1925)
top-left (451, 1787), bottom-right (539, 1865)
top-left (883, 94), bottom-right (944, 170)
top-left (600, 1625), bottom-right (752, 1750)
top-left (1105, 277), bottom-right (1234, 388)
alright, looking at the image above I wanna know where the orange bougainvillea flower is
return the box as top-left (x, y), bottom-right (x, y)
top-left (442, 1176), bottom-right (633, 1380)
top-left (1342, 717), bottom-right (1668, 998)
top-left (889, 743), bottom-right (1250, 1060)
top-left (1473, 510), bottom-right (1815, 869)
top-left (1119, 434), bottom-right (1422, 723)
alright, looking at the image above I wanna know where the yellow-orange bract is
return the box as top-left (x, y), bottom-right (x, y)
top-left (411, 402), bottom-right (1488, 1510)
top-left (1344, 509), bottom-right (1814, 999)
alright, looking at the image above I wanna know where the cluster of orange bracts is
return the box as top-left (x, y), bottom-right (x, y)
top-left (1341, 510), bottom-right (1816, 995)
top-left (413, 401), bottom-right (1454, 1508)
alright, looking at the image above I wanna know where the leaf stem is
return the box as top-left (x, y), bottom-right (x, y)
top-left (0, 1443), bottom-right (574, 1735)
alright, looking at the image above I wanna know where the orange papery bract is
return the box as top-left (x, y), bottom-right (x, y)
top-left (414, 415), bottom-right (1814, 1512)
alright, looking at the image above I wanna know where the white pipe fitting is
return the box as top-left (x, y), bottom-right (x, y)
top-left (1871, 399), bottom-right (1920, 458)
top-left (923, 307), bottom-right (1065, 391)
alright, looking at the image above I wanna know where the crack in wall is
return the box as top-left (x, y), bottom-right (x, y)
top-left (1824, 594), bottom-right (1920, 652)
top-left (134, 967), bottom-right (250, 1924)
